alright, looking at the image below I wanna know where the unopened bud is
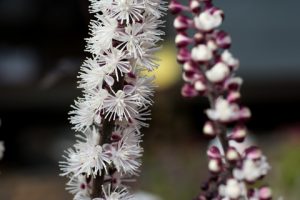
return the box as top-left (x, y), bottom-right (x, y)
top-left (191, 44), bottom-right (213, 62)
top-left (175, 33), bottom-right (192, 48)
top-left (259, 187), bottom-right (272, 200)
top-left (174, 15), bottom-right (193, 31)
top-left (227, 91), bottom-right (241, 102)
top-left (207, 145), bottom-right (221, 159)
top-left (228, 126), bottom-right (247, 143)
top-left (169, 0), bottom-right (187, 14)
top-left (205, 62), bottom-right (230, 83)
top-left (208, 158), bottom-right (222, 173)
top-left (177, 48), bottom-right (191, 64)
top-left (181, 83), bottom-right (198, 97)
top-left (226, 147), bottom-right (240, 162)
top-left (245, 146), bottom-right (262, 160)
top-left (203, 121), bottom-right (216, 137)
top-left (214, 30), bottom-right (231, 49)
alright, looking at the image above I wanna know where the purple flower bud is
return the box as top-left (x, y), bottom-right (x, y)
top-left (169, 0), bottom-right (188, 14)
top-left (245, 146), bottom-right (262, 160)
top-left (177, 48), bottom-right (191, 64)
top-left (182, 83), bottom-right (198, 97)
top-left (214, 30), bottom-right (231, 49)
top-left (183, 61), bottom-right (198, 72)
top-left (174, 15), bottom-right (193, 31)
top-left (189, 0), bottom-right (201, 14)
top-left (224, 77), bottom-right (243, 91)
top-left (207, 146), bottom-right (221, 159)
top-left (175, 33), bottom-right (193, 48)
top-left (228, 126), bottom-right (247, 143)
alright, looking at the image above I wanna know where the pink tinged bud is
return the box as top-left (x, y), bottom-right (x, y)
top-left (227, 91), bottom-right (241, 103)
top-left (191, 44), bottom-right (213, 62)
top-left (174, 15), bottom-right (193, 31)
top-left (194, 8), bottom-right (223, 32)
top-left (183, 61), bottom-right (198, 71)
top-left (182, 71), bottom-right (202, 83)
top-left (189, 0), bottom-right (200, 13)
top-left (194, 80), bottom-right (207, 92)
top-left (207, 146), bottom-right (221, 159)
top-left (239, 107), bottom-right (251, 120)
top-left (203, 121), bottom-right (216, 137)
top-left (181, 83), bottom-right (198, 97)
top-left (225, 77), bottom-right (243, 91)
top-left (175, 33), bottom-right (192, 48)
top-left (169, 0), bottom-right (189, 14)
top-left (207, 40), bottom-right (218, 51)
top-left (228, 126), bottom-right (247, 143)
top-left (245, 146), bottom-right (262, 160)
top-left (214, 30), bottom-right (232, 49)
top-left (226, 147), bottom-right (240, 162)
top-left (208, 158), bottom-right (222, 173)
top-left (221, 50), bottom-right (240, 70)
top-left (205, 62), bottom-right (230, 83)
top-left (177, 48), bottom-right (191, 64)
top-left (259, 187), bottom-right (272, 200)
top-left (194, 32), bottom-right (205, 44)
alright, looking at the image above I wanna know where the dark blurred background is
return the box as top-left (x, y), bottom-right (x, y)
top-left (0, 0), bottom-right (300, 199)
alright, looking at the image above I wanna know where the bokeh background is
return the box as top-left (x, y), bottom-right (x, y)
top-left (0, 0), bottom-right (300, 199)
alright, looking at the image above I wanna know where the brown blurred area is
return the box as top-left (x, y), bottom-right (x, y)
top-left (1, 0), bottom-right (300, 199)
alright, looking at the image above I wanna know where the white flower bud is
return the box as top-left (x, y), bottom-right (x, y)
top-left (205, 62), bottom-right (230, 83)
top-left (194, 9), bottom-right (223, 31)
top-left (191, 44), bottom-right (213, 62)
top-left (194, 80), bottom-right (206, 91)
top-left (221, 50), bottom-right (239, 69)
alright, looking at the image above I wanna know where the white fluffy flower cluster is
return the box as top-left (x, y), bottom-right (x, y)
top-left (60, 0), bottom-right (166, 199)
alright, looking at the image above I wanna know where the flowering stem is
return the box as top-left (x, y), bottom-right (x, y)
top-left (91, 74), bottom-right (125, 198)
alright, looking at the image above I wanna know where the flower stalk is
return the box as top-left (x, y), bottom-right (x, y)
top-left (170, 0), bottom-right (273, 199)
top-left (59, 0), bottom-right (166, 199)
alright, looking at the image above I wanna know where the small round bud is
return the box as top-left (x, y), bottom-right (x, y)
top-left (208, 158), bottom-right (222, 173)
top-left (169, 0), bottom-right (186, 14)
top-left (224, 77), bottom-right (243, 91)
top-left (227, 91), bottom-right (241, 103)
top-left (189, 0), bottom-right (200, 13)
top-left (194, 80), bottom-right (206, 92)
top-left (226, 147), bottom-right (240, 162)
top-left (191, 44), bottom-right (213, 62)
top-left (239, 107), bottom-right (251, 120)
top-left (205, 62), bottom-right (230, 83)
top-left (228, 126), bottom-right (247, 143)
top-left (194, 8), bottom-right (223, 32)
top-left (245, 146), bottom-right (262, 160)
top-left (259, 187), bottom-right (272, 200)
top-left (203, 121), bottom-right (216, 137)
top-left (207, 146), bottom-right (221, 159)
top-left (174, 15), bottom-right (193, 31)
top-left (176, 33), bottom-right (192, 48)
top-left (177, 48), bottom-right (191, 64)
top-left (194, 32), bottom-right (204, 44)
top-left (181, 83), bottom-right (198, 97)
top-left (214, 30), bottom-right (231, 49)
top-left (221, 50), bottom-right (239, 69)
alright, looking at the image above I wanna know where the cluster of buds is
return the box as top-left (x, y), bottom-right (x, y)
top-left (59, 0), bottom-right (166, 199)
top-left (170, 0), bottom-right (272, 199)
